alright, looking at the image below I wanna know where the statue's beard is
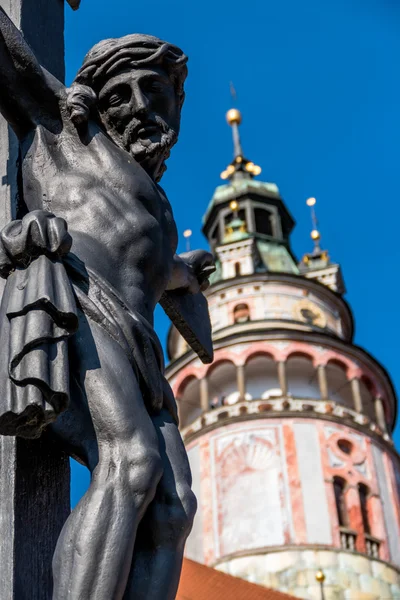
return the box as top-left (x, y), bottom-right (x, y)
top-left (122, 115), bottom-right (178, 181)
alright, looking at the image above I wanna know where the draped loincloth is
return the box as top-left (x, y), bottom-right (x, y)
top-left (0, 252), bottom-right (177, 439)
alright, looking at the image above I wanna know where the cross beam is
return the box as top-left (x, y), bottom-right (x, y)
top-left (0, 1), bottom-right (74, 597)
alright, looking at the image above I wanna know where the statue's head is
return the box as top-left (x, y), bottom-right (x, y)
top-left (67, 34), bottom-right (188, 182)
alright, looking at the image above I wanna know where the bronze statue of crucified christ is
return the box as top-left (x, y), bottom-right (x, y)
top-left (0, 6), bottom-right (214, 598)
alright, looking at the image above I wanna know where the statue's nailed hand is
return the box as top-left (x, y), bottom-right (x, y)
top-left (177, 250), bottom-right (215, 293)
top-left (0, 210), bottom-right (72, 279)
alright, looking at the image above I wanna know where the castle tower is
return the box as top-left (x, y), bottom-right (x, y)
top-left (166, 110), bottom-right (400, 600)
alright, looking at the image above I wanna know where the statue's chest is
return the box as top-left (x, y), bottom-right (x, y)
top-left (22, 125), bottom-right (177, 253)
top-left (25, 127), bottom-right (162, 215)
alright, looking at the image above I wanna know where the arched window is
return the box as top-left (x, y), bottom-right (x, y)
top-left (177, 377), bottom-right (202, 428)
top-left (208, 361), bottom-right (237, 409)
top-left (286, 354), bottom-right (319, 399)
top-left (326, 360), bottom-right (353, 408)
top-left (209, 222), bottom-right (220, 249)
top-left (224, 208), bottom-right (246, 228)
top-left (358, 483), bottom-right (371, 535)
top-left (333, 476), bottom-right (348, 527)
top-left (234, 262), bottom-right (241, 277)
top-left (233, 303), bottom-right (250, 324)
top-left (359, 376), bottom-right (375, 419)
top-left (245, 354), bottom-right (280, 399)
top-left (254, 208), bottom-right (273, 236)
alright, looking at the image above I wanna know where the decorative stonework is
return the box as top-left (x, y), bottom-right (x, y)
top-left (180, 398), bottom-right (391, 446)
top-left (212, 427), bottom-right (291, 557)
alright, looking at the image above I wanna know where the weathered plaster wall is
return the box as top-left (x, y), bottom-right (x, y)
top-left (206, 281), bottom-right (346, 338)
top-left (185, 418), bottom-right (400, 579)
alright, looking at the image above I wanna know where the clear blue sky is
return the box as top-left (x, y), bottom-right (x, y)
top-left (64, 0), bottom-right (400, 505)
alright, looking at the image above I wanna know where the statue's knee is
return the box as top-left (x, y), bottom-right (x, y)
top-left (98, 445), bottom-right (163, 503)
top-left (125, 448), bottom-right (163, 499)
top-left (155, 485), bottom-right (197, 543)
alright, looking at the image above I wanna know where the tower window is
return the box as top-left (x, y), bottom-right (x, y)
top-left (333, 476), bottom-right (348, 527)
top-left (224, 208), bottom-right (246, 227)
top-left (233, 303), bottom-right (250, 324)
top-left (209, 222), bottom-right (220, 248)
top-left (337, 439), bottom-right (353, 455)
top-left (358, 483), bottom-right (371, 535)
top-left (254, 208), bottom-right (273, 236)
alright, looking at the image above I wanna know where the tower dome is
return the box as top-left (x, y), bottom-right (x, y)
top-left (166, 110), bottom-right (400, 600)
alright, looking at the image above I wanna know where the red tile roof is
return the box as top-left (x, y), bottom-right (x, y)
top-left (177, 559), bottom-right (297, 600)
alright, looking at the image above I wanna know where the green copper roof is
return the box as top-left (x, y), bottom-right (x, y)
top-left (203, 179), bottom-right (280, 225)
top-left (256, 240), bottom-right (299, 274)
top-left (257, 240), bottom-right (300, 274)
top-left (208, 237), bottom-right (299, 285)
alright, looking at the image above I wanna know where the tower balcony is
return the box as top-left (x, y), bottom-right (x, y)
top-left (167, 272), bottom-right (354, 363)
top-left (179, 396), bottom-right (393, 449)
top-left (168, 334), bottom-right (397, 439)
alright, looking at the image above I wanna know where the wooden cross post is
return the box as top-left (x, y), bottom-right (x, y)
top-left (0, 1), bottom-right (78, 597)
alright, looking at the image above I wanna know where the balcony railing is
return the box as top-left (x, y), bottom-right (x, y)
top-left (339, 527), bottom-right (357, 551)
top-left (365, 534), bottom-right (381, 558)
top-left (180, 397), bottom-right (392, 444)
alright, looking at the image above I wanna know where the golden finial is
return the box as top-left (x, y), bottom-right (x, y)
top-left (316, 569), bottom-right (326, 600)
top-left (315, 570), bottom-right (326, 583)
top-left (226, 108), bottom-right (242, 126)
top-left (220, 90), bottom-right (261, 181)
top-left (183, 228), bottom-right (192, 252)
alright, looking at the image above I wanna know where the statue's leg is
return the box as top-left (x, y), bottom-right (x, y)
top-left (123, 408), bottom-right (197, 600)
top-left (51, 313), bottom-right (163, 600)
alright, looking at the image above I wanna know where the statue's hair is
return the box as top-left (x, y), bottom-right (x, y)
top-left (66, 34), bottom-right (188, 125)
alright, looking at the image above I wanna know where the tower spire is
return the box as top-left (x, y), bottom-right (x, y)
top-left (306, 196), bottom-right (322, 254)
top-left (228, 82), bottom-right (243, 159)
top-left (220, 104), bottom-right (262, 181)
top-left (298, 196), bottom-right (345, 290)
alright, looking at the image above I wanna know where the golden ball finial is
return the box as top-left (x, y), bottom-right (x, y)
top-left (226, 108), bottom-right (242, 126)
top-left (311, 229), bottom-right (321, 241)
top-left (315, 570), bottom-right (326, 583)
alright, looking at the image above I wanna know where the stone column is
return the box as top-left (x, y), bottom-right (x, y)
top-left (374, 396), bottom-right (387, 432)
top-left (317, 364), bottom-right (328, 400)
top-left (278, 361), bottom-right (288, 396)
top-left (0, 2), bottom-right (71, 598)
top-left (351, 378), bottom-right (363, 414)
top-left (200, 377), bottom-right (209, 412)
top-left (237, 364), bottom-right (246, 401)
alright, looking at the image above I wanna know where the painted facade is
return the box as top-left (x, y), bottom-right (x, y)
top-left (165, 111), bottom-right (400, 599)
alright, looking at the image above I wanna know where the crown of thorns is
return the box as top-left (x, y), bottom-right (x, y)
top-left (74, 34), bottom-right (188, 101)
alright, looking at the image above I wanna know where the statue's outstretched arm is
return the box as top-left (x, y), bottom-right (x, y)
top-left (0, 7), bottom-right (61, 138)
